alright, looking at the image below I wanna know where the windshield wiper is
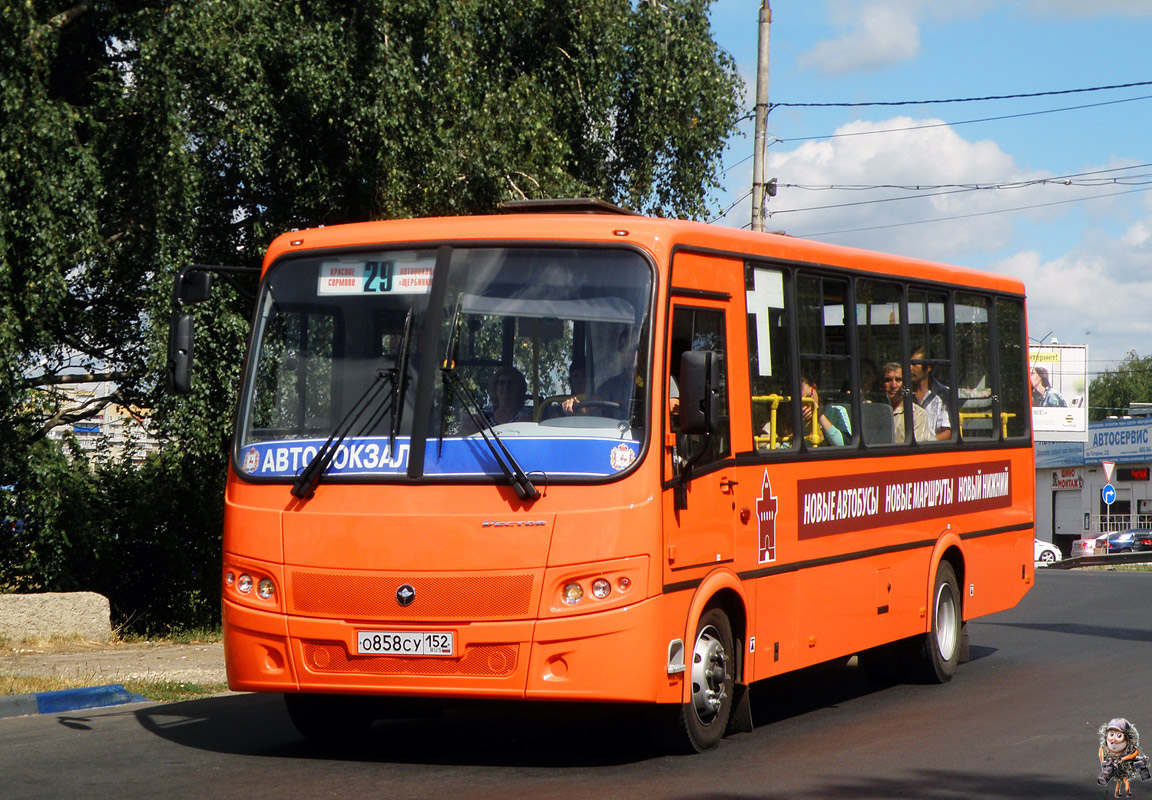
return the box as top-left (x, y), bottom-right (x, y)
top-left (437, 294), bottom-right (464, 458)
top-left (388, 309), bottom-right (415, 456)
top-left (291, 311), bottom-right (414, 500)
top-left (291, 370), bottom-right (396, 499)
top-left (442, 370), bottom-right (540, 502)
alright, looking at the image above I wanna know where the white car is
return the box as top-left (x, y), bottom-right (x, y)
top-left (1034, 538), bottom-right (1062, 565)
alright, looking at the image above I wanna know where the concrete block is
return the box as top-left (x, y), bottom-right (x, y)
top-left (0, 592), bottom-right (112, 642)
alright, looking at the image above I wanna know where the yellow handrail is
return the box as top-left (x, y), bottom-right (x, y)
top-left (957, 410), bottom-right (1017, 439)
top-left (752, 394), bottom-right (818, 448)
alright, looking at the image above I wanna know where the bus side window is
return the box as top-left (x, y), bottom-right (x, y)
top-left (671, 306), bottom-right (729, 466)
top-left (908, 289), bottom-right (954, 443)
top-left (955, 293), bottom-right (994, 440)
top-left (797, 274), bottom-right (854, 448)
top-left (855, 278), bottom-right (903, 445)
top-left (745, 264), bottom-right (794, 451)
top-left (995, 297), bottom-right (1030, 439)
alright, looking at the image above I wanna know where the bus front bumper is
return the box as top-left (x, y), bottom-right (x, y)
top-left (223, 593), bottom-right (679, 704)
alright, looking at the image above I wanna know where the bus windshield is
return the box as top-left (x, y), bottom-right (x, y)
top-left (234, 245), bottom-right (654, 485)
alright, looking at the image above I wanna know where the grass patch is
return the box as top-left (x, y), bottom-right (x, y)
top-left (123, 679), bottom-right (230, 702)
top-left (0, 674), bottom-right (95, 696)
top-left (119, 627), bottom-right (223, 645)
top-left (0, 674), bottom-right (227, 701)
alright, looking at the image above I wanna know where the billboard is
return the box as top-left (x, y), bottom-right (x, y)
top-left (1029, 344), bottom-right (1087, 441)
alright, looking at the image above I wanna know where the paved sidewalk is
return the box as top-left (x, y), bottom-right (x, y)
top-left (0, 641), bottom-right (227, 686)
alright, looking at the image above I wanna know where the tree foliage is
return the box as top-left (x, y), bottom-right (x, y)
top-left (0, 0), bottom-right (743, 630)
top-left (1089, 351), bottom-right (1152, 421)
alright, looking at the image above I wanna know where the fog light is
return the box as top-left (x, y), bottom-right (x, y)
top-left (225, 571), bottom-right (235, 587)
top-left (257, 578), bottom-right (275, 599)
top-left (238, 573), bottom-right (253, 594)
top-left (562, 582), bottom-right (583, 605)
top-left (617, 576), bottom-right (631, 592)
top-left (591, 578), bottom-right (611, 599)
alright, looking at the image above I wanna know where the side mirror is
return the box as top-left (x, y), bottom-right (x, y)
top-left (167, 311), bottom-right (194, 394)
top-left (679, 350), bottom-right (719, 435)
top-left (173, 269), bottom-right (214, 305)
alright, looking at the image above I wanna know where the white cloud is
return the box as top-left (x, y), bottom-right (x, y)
top-left (989, 213), bottom-right (1152, 365)
top-left (797, 1), bottom-right (923, 76)
top-left (766, 117), bottom-right (1053, 260)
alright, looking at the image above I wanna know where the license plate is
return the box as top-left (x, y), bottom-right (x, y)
top-left (356, 630), bottom-right (455, 656)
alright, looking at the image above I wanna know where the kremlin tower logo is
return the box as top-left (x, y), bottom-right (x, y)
top-left (757, 470), bottom-right (777, 564)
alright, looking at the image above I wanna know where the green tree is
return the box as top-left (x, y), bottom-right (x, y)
top-left (0, 0), bottom-right (743, 630)
top-left (1089, 351), bottom-right (1152, 421)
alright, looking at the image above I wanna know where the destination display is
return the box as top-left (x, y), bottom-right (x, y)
top-left (237, 435), bottom-right (640, 479)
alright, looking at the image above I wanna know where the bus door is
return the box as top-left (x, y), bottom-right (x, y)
top-left (663, 254), bottom-right (744, 582)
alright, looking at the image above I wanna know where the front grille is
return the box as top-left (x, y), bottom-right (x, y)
top-left (289, 571), bottom-right (535, 620)
top-left (302, 641), bottom-right (518, 677)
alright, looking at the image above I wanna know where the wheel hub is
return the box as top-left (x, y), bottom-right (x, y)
top-left (690, 627), bottom-right (729, 722)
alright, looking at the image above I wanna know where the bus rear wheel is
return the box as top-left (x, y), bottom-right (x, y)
top-left (912, 561), bottom-right (961, 683)
top-left (662, 607), bottom-right (735, 753)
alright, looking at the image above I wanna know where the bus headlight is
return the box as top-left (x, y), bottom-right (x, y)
top-left (562, 582), bottom-right (584, 605)
top-left (237, 573), bottom-right (253, 594)
top-left (257, 578), bottom-right (275, 599)
top-left (591, 578), bottom-right (611, 599)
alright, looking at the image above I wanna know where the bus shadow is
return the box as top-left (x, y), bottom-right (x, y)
top-left (746, 645), bottom-right (998, 728)
top-left (134, 692), bottom-right (667, 767)
top-left (134, 648), bottom-right (1000, 767)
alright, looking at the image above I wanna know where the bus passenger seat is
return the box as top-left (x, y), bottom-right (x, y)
top-left (861, 402), bottom-right (895, 445)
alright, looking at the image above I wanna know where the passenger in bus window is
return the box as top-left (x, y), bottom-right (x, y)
top-left (910, 347), bottom-right (952, 441)
top-left (801, 376), bottom-right (850, 446)
top-left (461, 366), bottom-right (533, 433)
top-left (882, 362), bottom-right (930, 443)
top-left (844, 357), bottom-right (879, 401)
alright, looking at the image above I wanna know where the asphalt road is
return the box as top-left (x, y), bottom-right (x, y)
top-left (1, 569), bottom-right (1148, 800)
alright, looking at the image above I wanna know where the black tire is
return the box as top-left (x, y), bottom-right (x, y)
top-left (911, 561), bottom-right (962, 683)
top-left (662, 607), bottom-right (735, 753)
top-left (283, 693), bottom-right (375, 744)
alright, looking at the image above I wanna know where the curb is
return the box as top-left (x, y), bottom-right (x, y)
top-left (0, 684), bottom-right (149, 719)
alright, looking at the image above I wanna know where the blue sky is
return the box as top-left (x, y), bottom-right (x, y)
top-left (707, 0), bottom-right (1152, 377)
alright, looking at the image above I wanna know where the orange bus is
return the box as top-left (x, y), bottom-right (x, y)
top-left (169, 199), bottom-right (1035, 752)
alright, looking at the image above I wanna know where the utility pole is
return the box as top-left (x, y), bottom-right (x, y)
top-left (750, 1), bottom-right (771, 232)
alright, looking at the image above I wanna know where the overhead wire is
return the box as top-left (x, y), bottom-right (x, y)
top-left (776, 93), bottom-right (1152, 143)
top-left (771, 164), bottom-right (1152, 215)
top-left (714, 80), bottom-right (1152, 229)
top-left (767, 79), bottom-right (1152, 109)
top-left (791, 185), bottom-right (1152, 238)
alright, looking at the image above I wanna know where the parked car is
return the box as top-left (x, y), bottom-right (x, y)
top-left (1034, 538), bottom-right (1061, 565)
top-left (1071, 535), bottom-right (1108, 557)
top-left (1105, 529), bottom-right (1148, 553)
top-left (1134, 532), bottom-right (1152, 552)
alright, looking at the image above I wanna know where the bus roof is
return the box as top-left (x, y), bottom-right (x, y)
top-left (264, 211), bottom-right (1026, 297)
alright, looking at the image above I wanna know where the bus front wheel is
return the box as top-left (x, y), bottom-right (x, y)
top-left (912, 561), bottom-right (961, 683)
top-left (662, 607), bottom-right (735, 753)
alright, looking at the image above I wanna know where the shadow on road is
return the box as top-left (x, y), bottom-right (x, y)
top-left (131, 655), bottom-right (949, 767)
top-left (133, 692), bottom-right (673, 766)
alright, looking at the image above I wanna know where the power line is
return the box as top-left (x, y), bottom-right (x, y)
top-left (775, 93), bottom-right (1152, 143)
top-left (770, 164), bottom-right (1152, 216)
top-left (768, 79), bottom-right (1152, 109)
top-left (792, 185), bottom-right (1152, 238)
